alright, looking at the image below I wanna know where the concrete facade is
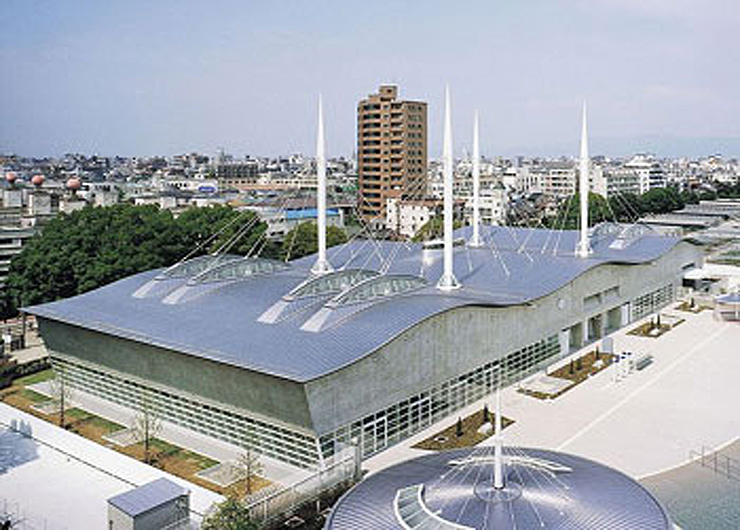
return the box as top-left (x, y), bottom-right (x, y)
top-left (38, 320), bottom-right (313, 432)
top-left (306, 240), bottom-right (700, 436)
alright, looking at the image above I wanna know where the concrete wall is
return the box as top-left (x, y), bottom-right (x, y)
top-left (108, 497), bottom-right (189, 530)
top-left (305, 241), bottom-right (701, 435)
top-left (36, 240), bottom-right (702, 442)
top-left (134, 497), bottom-right (188, 530)
top-left (38, 319), bottom-right (314, 433)
top-left (108, 504), bottom-right (134, 530)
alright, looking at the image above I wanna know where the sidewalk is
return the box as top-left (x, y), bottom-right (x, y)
top-left (366, 308), bottom-right (740, 480)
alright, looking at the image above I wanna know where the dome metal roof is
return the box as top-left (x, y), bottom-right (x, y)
top-left (325, 447), bottom-right (673, 530)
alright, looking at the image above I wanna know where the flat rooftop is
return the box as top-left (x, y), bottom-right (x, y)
top-left (0, 404), bottom-right (221, 529)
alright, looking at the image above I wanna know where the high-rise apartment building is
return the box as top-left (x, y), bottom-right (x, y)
top-left (357, 85), bottom-right (427, 227)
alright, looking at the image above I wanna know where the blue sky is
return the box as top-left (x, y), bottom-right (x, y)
top-left (1, 0), bottom-right (738, 157)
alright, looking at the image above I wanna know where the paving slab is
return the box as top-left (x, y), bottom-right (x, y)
top-left (366, 308), bottom-right (740, 482)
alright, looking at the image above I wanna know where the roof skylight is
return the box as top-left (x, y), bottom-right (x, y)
top-left (327, 274), bottom-right (427, 307)
top-left (155, 255), bottom-right (241, 280)
top-left (188, 257), bottom-right (288, 285)
top-left (285, 269), bottom-right (379, 301)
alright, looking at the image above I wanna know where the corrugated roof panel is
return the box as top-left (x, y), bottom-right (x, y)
top-left (25, 226), bottom-right (681, 383)
top-left (108, 478), bottom-right (187, 518)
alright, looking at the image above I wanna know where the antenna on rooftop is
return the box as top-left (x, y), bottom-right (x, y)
top-left (469, 111), bottom-right (483, 248)
top-left (575, 102), bottom-right (592, 258)
top-left (312, 94), bottom-right (333, 275)
top-left (437, 86), bottom-right (460, 290)
top-left (494, 380), bottom-right (504, 489)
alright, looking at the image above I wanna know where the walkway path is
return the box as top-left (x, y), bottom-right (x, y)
top-left (367, 308), bottom-right (740, 481)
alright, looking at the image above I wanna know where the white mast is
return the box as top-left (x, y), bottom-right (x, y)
top-left (469, 111), bottom-right (482, 247)
top-left (493, 384), bottom-right (504, 489)
top-left (437, 86), bottom-right (460, 290)
top-left (575, 102), bottom-right (592, 258)
top-left (312, 94), bottom-right (333, 275)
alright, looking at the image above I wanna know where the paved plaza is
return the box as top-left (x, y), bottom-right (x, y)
top-left (366, 306), bottom-right (740, 481)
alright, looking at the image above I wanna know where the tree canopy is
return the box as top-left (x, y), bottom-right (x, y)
top-left (545, 192), bottom-right (613, 230)
top-left (4, 204), bottom-right (267, 316)
top-left (281, 221), bottom-right (348, 260)
top-left (202, 497), bottom-right (259, 530)
top-left (544, 186), bottom-right (701, 229)
top-left (411, 216), bottom-right (463, 242)
top-left (4, 205), bottom-right (350, 318)
top-left (639, 187), bottom-right (684, 214)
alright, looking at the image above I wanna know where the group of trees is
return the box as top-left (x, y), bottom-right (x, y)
top-left (412, 216), bottom-right (463, 242)
top-left (3, 203), bottom-right (348, 318)
top-left (541, 184), bottom-right (733, 230)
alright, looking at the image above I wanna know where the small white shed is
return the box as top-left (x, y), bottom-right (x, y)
top-left (107, 478), bottom-right (190, 530)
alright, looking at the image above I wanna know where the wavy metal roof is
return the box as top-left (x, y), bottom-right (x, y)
top-left (24, 226), bottom-right (680, 383)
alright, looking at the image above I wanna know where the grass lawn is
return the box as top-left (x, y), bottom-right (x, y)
top-left (0, 368), bottom-right (55, 415)
top-left (66, 407), bottom-right (92, 420)
top-left (66, 412), bottom-right (126, 443)
top-left (413, 408), bottom-right (514, 451)
top-left (20, 388), bottom-right (51, 403)
top-left (15, 368), bottom-right (55, 386)
top-left (120, 438), bottom-right (240, 495)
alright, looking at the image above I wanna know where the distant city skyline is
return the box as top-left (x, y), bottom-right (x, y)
top-left (2, 0), bottom-right (738, 158)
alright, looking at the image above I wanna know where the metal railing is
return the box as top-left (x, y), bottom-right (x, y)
top-left (241, 448), bottom-right (358, 525)
top-left (1, 497), bottom-right (62, 530)
top-left (689, 445), bottom-right (740, 481)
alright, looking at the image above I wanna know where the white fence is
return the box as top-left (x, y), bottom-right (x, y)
top-left (0, 497), bottom-right (66, 530)
top-left (242, 447), bottom-right (359, 525)
top-left (690, 446), bottom-right (740, 482)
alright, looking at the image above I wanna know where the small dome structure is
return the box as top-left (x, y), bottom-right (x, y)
top-left (66, 177), bottom-right (82, 190)
top-left (31, 174), bottom-right (45, 187)
top-left (325, 446), bottom-right (673, 530)
top-left (5, 172), bottom-right (17, 184)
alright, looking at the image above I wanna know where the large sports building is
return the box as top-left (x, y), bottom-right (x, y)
top-left (25, 223), bottom-right (701, 469)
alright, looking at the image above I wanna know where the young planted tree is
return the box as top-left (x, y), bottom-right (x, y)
top-left (233, 444), bottom-right (264, 497)
top-left (482, 404), bottom-right (490, 424)
top-left (131, 389), bottom-right (162, 464)
top-left (456, 417), bottom-right (464, 437)
top-left (49, 363), bottom-right (74, 428)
